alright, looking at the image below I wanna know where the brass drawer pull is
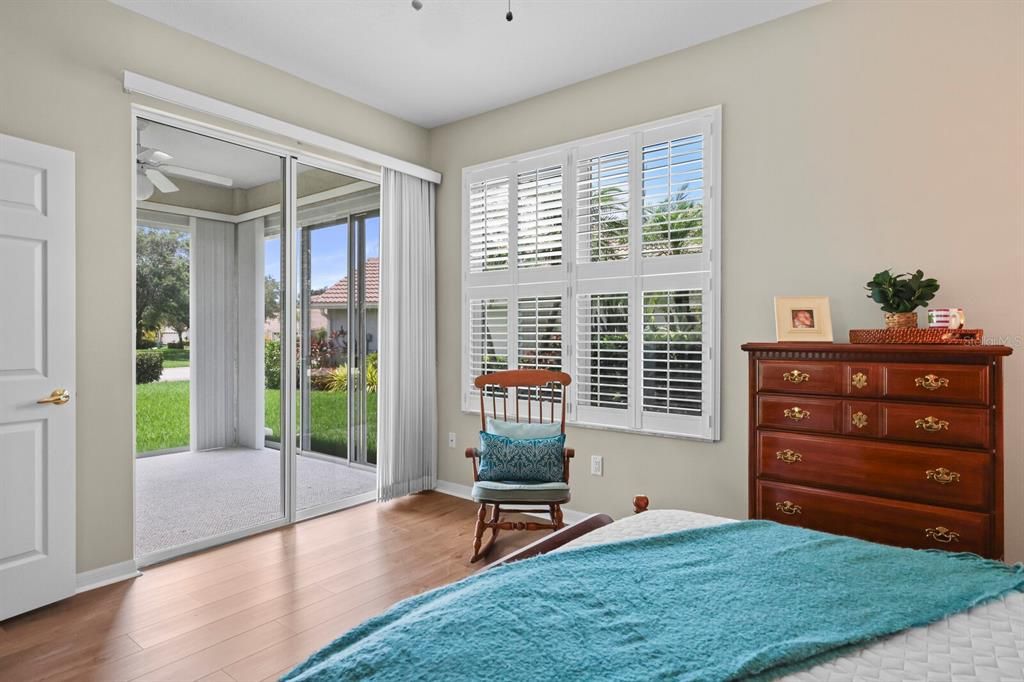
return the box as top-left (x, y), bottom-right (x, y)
top-left (783, 370), bottom-right (810, 384)
top-left (851, 411), bottom-right (868, 429)
top-left (915, 416), bottom-right (950, 432)
top-left (776, 449), bottom-right (802, 464)
top-left (915, 374), bottom-right (949, 391)
top-left (926, 467), bottom-right (960, 485)
top-left (851, 372), bottom-right (868, 389)
top-left (925, 526), bottom-right (960, 543)
top-left (776, 501), bottom-right (802, 515)
top-left (784, 406), bottom-right (810, 422)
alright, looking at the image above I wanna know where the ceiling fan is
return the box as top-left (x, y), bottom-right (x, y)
top-left (136, 127), bottom-right (234, 201)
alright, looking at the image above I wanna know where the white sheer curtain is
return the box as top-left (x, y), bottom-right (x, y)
top-left (377, 168), bottom-right (438, 502)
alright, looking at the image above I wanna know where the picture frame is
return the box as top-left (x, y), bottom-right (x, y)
top-left (774, 296), bottom-right (833, 342)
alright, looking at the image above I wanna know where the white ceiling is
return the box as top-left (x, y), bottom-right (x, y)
top-left (140, 119), bottom-right (283, 188)
top-left (113, 0), bottom-right (823, 129)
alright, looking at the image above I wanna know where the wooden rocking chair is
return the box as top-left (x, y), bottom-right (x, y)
top-left (466, 369), bottom-right (575, 563)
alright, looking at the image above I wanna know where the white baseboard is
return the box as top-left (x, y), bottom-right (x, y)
top-left (434, 480), bottom-right (588, 525)
top-left (75, 560), bottom-right (141, 593)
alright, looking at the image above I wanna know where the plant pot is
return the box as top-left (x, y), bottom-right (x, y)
top-left (884, 312), bottom-right (918, 329)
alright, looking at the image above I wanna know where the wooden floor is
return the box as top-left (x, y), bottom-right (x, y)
top-left (0, 492), bottom-right (537, 681)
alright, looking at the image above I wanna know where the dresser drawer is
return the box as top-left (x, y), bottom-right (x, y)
top-left (757, 396), bottom-right (841, 434)
top-left (757, 481), bottom-right (991, 555)
top-left (883, 364), bottom-right (989, 405)
top-left (881, 403), bottom-right (991, 449)
top-left (757, 431), bottom-right (992, 510)
top-left (757, 360), bottom-right (842, 396)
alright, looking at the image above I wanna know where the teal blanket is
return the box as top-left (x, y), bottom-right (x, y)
top-left (283, 521), bottom-right (1024, 681)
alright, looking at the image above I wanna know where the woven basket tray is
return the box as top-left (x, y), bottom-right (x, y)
top-left (849, 328), bottom-right (984, 345)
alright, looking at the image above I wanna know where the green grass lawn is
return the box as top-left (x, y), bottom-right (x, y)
top-left (265, 389), bottom-right (378, 463)
top-left (136, 380), bottom-right (190, 453)
top-left (157, 347), bottom-right (190, 368)
top-left (136, 379), bottom-right (376, 462)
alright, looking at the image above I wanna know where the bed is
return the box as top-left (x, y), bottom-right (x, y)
top-left (284, 503), bottom-right (1024, 681)
top-left (553, 509), bottom-right (1024, 681)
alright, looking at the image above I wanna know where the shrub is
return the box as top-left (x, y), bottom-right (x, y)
top-left (136, 351), bottom-right (164, 384)
top-left (366, 353), bottom-right (378, 393)
top-left (326, 366), bottom-right (348, 392)
top-left (136, 338), bottom-right (157, 350)
top-left (265, 340), bottom-right (281, 389)
top-left (167, 341), bottom-right (185, 350)
top-left (310, 368), bottom-right (334, 392)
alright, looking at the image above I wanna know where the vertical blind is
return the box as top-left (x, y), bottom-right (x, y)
top-left (462, 107), bottom-right (719, 439)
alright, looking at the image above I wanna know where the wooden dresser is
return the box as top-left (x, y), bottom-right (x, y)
top-left (742, 342), bottom-right (1012, 559)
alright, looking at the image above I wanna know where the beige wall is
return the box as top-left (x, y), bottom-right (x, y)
top-left (429, 1), bottom-right (1024, 560)
top-left (0, 0), bottom-right (429, 573)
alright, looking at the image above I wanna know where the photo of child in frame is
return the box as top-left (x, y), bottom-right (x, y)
top-left (791, 309), bottom-right (815, 329)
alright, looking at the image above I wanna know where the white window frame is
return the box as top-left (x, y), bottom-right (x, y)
top-left (461, 105), bottom-right (721, 441)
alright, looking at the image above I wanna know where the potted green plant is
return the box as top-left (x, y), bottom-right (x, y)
top-left (864, 269), bottom-right (940, 329)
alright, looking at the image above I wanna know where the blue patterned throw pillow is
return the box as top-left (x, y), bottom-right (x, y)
top-left (477, 431), bottom-right (565, 483)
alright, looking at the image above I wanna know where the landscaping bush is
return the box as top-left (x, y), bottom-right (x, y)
top-left (366, 353), bottom-right (378, 393)
top-left (136, 351), bottom-right (164, 384)
top-left (265, 340), bottom-right (281, 389)
top-left (310, 368), bottom-right (334, 392)
top-left (167, 341), bottom-right (186, 350)
top-left (326, 365), bottom-right (348, 392)
top-left (136, 338), bottom-right (157, 350)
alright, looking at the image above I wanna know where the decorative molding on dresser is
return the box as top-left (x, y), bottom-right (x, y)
top-left (742, 342), bottom-right (1013, 559)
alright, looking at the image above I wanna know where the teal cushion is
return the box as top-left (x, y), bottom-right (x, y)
top-left (471, 480), bottom-right (571, 504)
top-left (477, 431), bottom-right (565, 483)
top-left (485, 417), bottom-right (562, 439)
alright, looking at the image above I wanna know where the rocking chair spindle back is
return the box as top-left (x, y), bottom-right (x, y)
top-left (466, 369), bottom-right (575, 562)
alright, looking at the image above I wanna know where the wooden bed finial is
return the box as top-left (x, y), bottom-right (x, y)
top-left (633, 495), bottom-right (649, 514)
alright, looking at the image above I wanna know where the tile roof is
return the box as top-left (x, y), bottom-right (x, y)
top-left (310, 257), bottom-right (380, 306)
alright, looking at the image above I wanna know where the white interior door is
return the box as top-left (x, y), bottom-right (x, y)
top-left (0, 133), bottom-right (76, 621)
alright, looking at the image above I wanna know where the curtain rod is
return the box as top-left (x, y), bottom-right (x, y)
top-left (123, 71), bottom-right (442, 185)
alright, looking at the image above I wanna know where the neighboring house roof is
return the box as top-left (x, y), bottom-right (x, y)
top-left (310, 257), bottom-right (380, 307)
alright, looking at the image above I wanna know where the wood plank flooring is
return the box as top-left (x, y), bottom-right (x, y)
top-left (0, 492), bottom-right (536, 681)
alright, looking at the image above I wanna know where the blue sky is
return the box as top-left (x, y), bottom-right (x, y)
top-left (264, 216), bottom-right (379, 291)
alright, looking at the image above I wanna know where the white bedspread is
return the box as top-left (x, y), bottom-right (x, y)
top-left (558, 510), bottom-right (1024, 681)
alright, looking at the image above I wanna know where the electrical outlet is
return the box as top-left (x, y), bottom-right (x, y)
top-left (590, 455), bottom-right (603, 476)
top-left (448, 432), bottom-right (457, 449)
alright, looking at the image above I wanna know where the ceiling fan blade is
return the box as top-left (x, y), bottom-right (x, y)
top-left (138, 148), bottom-right (172, 165)
top-left (144, 168), bottom-right (179, 194)
top-left (159, 165), bottom-right (234, 187)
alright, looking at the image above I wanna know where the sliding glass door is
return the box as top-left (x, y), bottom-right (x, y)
top-left (134, 115), bottom-right (382, 563)
top-left (294, 162), bottom-right (380, 515)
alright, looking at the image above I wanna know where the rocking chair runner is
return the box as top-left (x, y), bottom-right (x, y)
top-left (466, 369), bottom-right (575, 563)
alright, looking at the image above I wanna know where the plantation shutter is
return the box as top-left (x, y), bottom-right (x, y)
top-left (641, 133), bottom-right (704, 258)
top-left (463, 106), bottom-right (719, 439)
top-left (576, 140), bottom-right (630, 266)
top-left (516, 164), bottom-right (563, 269)
top-left (575, 289), bottom-right (631, 428)
top-left (468, 176), bottom-right (510, 273)
top-left (640, 284), bottom-right (707, 434)
top-left (516, 295), bottom-right (563, 371)
top-left (467, 296), bottom-right (509, 401)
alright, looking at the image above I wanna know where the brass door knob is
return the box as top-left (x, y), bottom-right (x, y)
top-left (37, 388), bottom-right (70, 405)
